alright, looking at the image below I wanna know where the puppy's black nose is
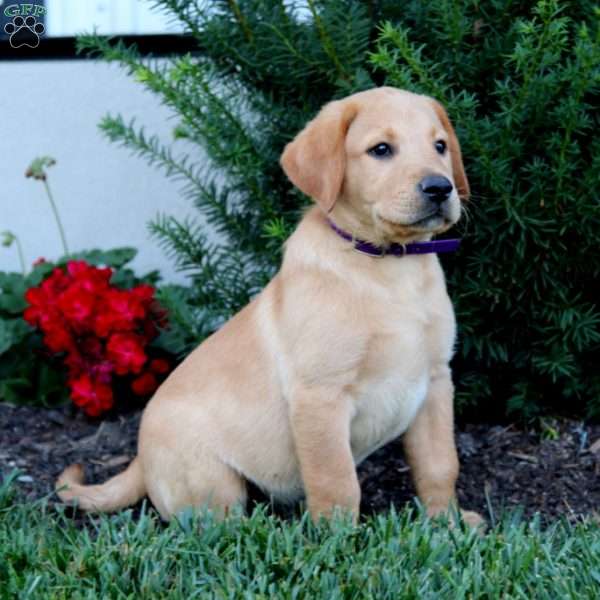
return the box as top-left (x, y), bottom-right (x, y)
top-left (419, 175), bottom-right (453, 204)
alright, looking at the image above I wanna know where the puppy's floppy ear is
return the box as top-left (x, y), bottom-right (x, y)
top-left (280, 100), bottom-right (357, 212)
top-left (430, 99), bottom-right (470, 201)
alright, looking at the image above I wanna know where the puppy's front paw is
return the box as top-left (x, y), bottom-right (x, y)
top-left (427, 504), bottom-right (486, 533)
top-left (309, 499), bottom-right (359, 524)
top-left (459, 509), bottom-right (486, 532)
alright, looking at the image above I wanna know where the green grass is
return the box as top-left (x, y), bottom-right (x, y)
top-left (1, 472), bottom-right (599, 599)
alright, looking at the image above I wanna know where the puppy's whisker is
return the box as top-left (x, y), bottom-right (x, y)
top-left (461, 203), bottom-right (473, 222)
top-left (464, 194), bottom-right (489, 204)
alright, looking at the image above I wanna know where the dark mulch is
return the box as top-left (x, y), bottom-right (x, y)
top-left (1, 402), bottom-right (599, 524)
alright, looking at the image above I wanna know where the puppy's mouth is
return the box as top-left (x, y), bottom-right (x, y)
top-left (379, 210), bottom-right (451, 230)
top-left (409, 211), bottom-right (449, 228)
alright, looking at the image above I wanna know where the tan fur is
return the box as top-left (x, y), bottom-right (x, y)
top-left (429, 99), bottom-right (470, 201)
top-left (281, 101), bottom-right (357, 212)
top-left (56, 87), bottom-right (483, 527)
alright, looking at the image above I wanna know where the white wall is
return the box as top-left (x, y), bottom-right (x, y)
top-left (0, 59), bottom-right (196, 282)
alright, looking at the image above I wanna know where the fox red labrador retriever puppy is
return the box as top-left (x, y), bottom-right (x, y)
top-left (58, 87), bottom-right (483, 528)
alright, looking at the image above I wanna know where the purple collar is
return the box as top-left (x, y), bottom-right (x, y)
top-left (327, 219), bottom-right (460, 258)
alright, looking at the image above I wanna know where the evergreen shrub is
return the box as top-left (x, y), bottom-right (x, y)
top-left (78, 0), bottom-right (600, 419)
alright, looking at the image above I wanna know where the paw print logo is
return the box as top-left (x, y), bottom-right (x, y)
top-left (4, 16), bottom-right (45, 49)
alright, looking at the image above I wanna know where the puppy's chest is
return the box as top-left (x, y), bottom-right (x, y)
top-left (348, 286), bottom-right (441, 464)
top-left (349, 328), bottom-right (429, 464)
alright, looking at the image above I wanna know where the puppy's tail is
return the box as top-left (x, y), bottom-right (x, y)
top-left (56, 457), bottom-right (145, 513)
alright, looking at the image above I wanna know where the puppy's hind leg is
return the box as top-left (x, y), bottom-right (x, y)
top-left (145, 447), bottom-right (248, 521)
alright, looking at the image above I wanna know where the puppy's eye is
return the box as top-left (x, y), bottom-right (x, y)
top-left (435, 140), bottom-right (447, 154)
top-left (368, 143), bottom-right (393, 158)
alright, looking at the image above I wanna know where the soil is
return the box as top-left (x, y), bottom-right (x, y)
top-left (1, 402), bottom-right (599, 525)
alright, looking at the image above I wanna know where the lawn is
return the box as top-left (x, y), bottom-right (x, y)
top-left (1, 472), bottom-right (599, 599)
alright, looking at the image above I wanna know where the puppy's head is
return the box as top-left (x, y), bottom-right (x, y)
top-left (280, 87), bottom-right (469, 242)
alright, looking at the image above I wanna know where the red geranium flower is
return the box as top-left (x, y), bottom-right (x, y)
top-left (106, 332), bottom-right (147, 375)
top-left (131, 284), bottom-right (155, 302)
top-left (149, 358), bottom-right (170, 375)
top-left (23, 259), bottom-right (170, 417)
top-left (64, 348), bottom-right (84, 375)
top-left (43, 323), bottom-right (74, 354)
top-left (40, 268), bottom-right (71, 298)
top-left (131, 371), bottom-right (158, 396)
top-left (57, 284), bottom-right (96, 329)
top-left (24, 268), bottom-right (69, 326)
top-left (93, 289), bottom-right (146, 337)
top-left (23, 287), bottom-right (47, 327)
top-left (70, 373), bottom-right (114, 417)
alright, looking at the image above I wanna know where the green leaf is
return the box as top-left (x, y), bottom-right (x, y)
top-left (0, 320), bottom-right (31, 355)
top-left (0, 273), bottom-right (28, 315)
top-left (61, 247), bottom-right (138, 268)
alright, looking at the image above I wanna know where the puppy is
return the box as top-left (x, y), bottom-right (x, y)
top-left (57, 87), bottom-right (482, 527)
